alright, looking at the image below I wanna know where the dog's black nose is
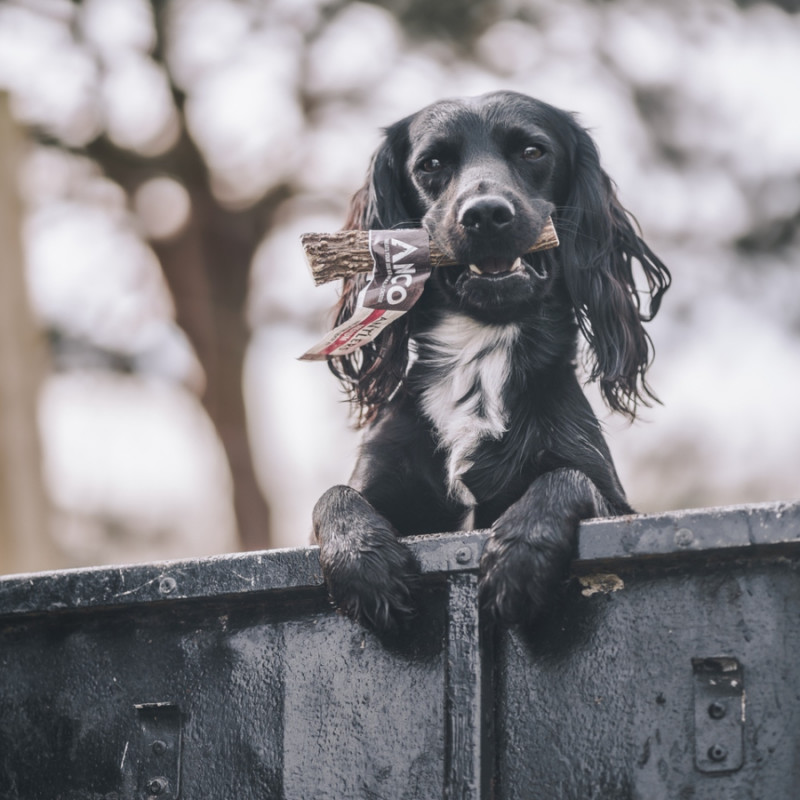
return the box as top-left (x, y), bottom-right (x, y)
top-left (459, 195), bottom-right (515, 235)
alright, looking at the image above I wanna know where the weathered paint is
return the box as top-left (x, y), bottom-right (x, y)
top-left (1, 501), bottom-right (798, 799)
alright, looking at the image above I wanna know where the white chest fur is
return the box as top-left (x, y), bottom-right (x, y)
top-left (417, 314), bottom-right (519, 510)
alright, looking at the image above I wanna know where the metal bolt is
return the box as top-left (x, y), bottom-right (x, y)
top-left (158, 577), bottom-right (177, 595)
top-left (147, 777), bottom-right (168, 795)
top-left (675, 528), bottom-right (694, 547)
top-left (708, 701), bottom-right (727, 720)
top-left (707, 744), bottom-right (728, 762)
top-left (455, 546), bottom-right (472, 565)
top-left (151, 739), bottom-right (167, 755)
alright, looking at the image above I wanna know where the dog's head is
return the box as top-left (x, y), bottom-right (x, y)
top-left (332, 91), bottom-right (670, 422)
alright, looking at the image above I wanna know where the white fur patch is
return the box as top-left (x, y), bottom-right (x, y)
top-left (417, 314), bottom-right (519, 512)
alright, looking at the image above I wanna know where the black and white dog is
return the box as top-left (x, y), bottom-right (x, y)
top-left (313, 91), bottom-right (670, 630)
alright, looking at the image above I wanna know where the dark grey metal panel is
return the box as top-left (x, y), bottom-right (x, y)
top-left (0, 592), bottom-right (449, 800)
top-left (1, 501), bottom-right (799, 799)
top-left (0, 531), bottom-right (486, 618)
top-left (495, 556), bottom-right (800, 799)
top-left (577, 500), bottom-right (800, 568)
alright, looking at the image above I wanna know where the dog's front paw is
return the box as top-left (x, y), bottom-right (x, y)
top-left (321, 529), bottom-right (421, 631)
top-left (314, 486), bottom-right (421, 631)
top-left (478, 516), bottom-right (576, 627)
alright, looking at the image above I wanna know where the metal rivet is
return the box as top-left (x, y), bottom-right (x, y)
top-left (151, 739), bottom-right (167, 755)
top-left (147, 777), bottom-right (168, 795)
top-left (455, 547), bottom-right (472, 564)
top-left (708, 701), bottom-right (727, 720)
top-left (707, 744), bottom-right (728, 762)
top-left (158, 577), bottom-right (177, 595)
top-left (675, 528), bottom-right (694, 547)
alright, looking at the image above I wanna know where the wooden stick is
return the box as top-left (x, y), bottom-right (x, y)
top-left (301, 217), bottom-right (559, 286)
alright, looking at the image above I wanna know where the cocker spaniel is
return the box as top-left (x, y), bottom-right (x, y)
top-left (312, 91), bottom-right (670, 630)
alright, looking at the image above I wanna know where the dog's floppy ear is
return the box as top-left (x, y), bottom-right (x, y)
top-left (557, 122), bottom-right (671, 418)
top-left (346, 122), bottom-right (417, 230)
top-left (329, 119), bottom-right (418, 425)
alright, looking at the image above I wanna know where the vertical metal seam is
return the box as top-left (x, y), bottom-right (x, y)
top-left (443, 572), bottom-right (494, 799)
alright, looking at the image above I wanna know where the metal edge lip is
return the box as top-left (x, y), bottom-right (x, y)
top-left (1, 501), bottom-right (797, 619)
top-left (577, 499), bottom-right (800, 569)
top-left (0, 531), bottom-right (489, 619)
top-left (0, 547), bottom-right (324, 619)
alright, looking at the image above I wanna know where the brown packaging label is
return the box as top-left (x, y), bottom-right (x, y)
top-left (301, 229), bottom-right (432, 360)
top-left (363, 229), bottom-right (431, 310)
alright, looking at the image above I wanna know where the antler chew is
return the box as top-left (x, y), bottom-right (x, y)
top-left (301, 217), bottom-right (559, 286)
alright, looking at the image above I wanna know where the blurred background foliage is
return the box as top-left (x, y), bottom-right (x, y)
top-left (0, 0), bottom-right (798, 573)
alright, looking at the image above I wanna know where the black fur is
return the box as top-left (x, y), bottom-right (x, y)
top-left (313, 91), bottom-right (670, 630)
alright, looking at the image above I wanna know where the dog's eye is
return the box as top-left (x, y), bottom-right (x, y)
top-left (522, 145), bottom-right (545, 160)
top-left (420, 157), bottom-right (444, 173)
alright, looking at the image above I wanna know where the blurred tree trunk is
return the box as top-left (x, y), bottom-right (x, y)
top-left (0, 93), bottom-right (62, 574)
top-left (79, 4), bottom-right (282, 551)
top-left (87, 127), bottom-right (277, 551)
top-left (149, 158), bottom-right (280, 553)
top-left (152, 184), bottom-right (275, 552)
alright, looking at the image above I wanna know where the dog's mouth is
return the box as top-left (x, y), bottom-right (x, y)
top-left (462, 254), bottom-right (547, 280)
top-left (467, 256), bottom-right (525, 276)
top-left (431, 250), bottom-right (553, 317)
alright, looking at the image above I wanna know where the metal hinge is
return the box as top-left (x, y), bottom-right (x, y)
top-left (692, 657), bottom-right (744, 774)
top-left (136, 703), bottom-right (183, 799)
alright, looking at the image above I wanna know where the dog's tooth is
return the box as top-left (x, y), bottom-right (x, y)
top-left (511, 257), bottom-right (523, 272)
top-left (469, 264), bottom-right (483, 274)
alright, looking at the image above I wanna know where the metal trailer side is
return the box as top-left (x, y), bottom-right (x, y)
top-left (1, 501), bottom-right (798, 799)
